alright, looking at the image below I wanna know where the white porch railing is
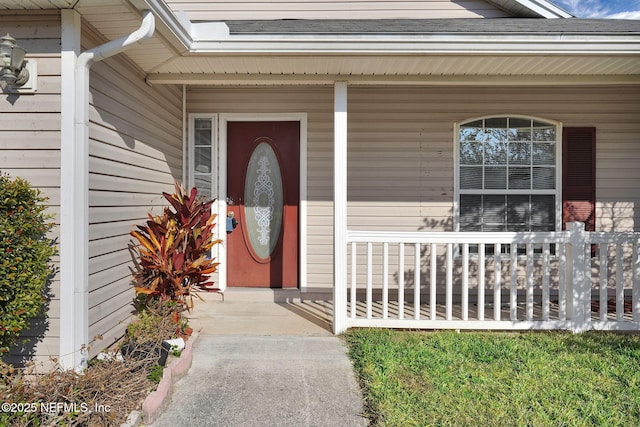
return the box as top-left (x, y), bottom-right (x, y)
top-left (340, 222), bottom-right (640, 333)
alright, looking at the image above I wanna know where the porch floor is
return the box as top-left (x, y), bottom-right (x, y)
top-left (187, 288), bottom-right (335, 336)
top-left (187, 288), bottom-right (634, 334)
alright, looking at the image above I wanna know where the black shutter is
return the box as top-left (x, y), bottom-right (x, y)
top-left (562, 127), bottom-right (596, 231)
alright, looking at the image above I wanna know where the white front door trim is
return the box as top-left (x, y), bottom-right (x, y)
top-left (217, 113), bottom-right (308, 291)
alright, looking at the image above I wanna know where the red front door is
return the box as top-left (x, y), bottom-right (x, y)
top-left (226, 121), bottom-right (300, 288)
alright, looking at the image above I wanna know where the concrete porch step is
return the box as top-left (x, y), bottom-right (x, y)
top-left (194, 287), bottom-right (332, 303)
top-left (187, 288), bottom-right (334, 336)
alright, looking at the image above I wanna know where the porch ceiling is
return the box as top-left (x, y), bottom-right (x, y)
top-left (143, 54), bottom-right (640, 85)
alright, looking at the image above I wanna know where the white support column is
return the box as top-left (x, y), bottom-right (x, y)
top-left (333, 81), bottom-right (348, 334)
top-left (59, 9), bottom-right (83, 371)
top-left (59, 11), bottom-right (155, 370)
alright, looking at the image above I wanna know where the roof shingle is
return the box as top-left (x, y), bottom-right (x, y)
top-left (222, 19), bottom-right (640, 35)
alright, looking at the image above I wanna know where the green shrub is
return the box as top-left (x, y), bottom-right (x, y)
top-left (130, 182), bottom-right (221, 310)
top-left (0, 173), bottom-right (56, 355)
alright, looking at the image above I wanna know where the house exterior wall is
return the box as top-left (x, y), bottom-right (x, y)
top-left (0, 11), bottom-right (62, 367)
top-left (167, 0), bottom-right (510, 20)
top-left (84, 27), bottom-right (183, 358)
top-left (188, 84), bottom-right (640, 291)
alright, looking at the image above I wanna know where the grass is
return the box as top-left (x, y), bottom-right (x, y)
top-left (344, 329), bottom-right (640, 427)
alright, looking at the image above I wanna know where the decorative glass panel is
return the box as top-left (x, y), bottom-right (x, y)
top-left (244, 142), bottom-right (284, 260)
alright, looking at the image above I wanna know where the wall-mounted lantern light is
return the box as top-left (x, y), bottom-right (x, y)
top-left (0, 33), bottom-right (37, 93)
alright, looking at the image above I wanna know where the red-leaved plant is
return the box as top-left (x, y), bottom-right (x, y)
top-left (130, 182), bottom-right (221, 310)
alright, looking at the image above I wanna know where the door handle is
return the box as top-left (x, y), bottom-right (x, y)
top-left (226, 212), bottom-right (238, 233)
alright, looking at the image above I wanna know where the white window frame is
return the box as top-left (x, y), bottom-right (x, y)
top-left (188, 114), bottom-right (218, 197)
top-left (454, 115), bottom-right (563, 234)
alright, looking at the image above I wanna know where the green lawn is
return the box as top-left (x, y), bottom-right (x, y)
top-left (344, 329), bottom-right (640, 427)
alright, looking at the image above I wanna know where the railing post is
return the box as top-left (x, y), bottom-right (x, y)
top-left (566, 222), bottom-right (590, 333)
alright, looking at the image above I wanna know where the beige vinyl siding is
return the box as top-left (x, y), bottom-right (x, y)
top-left (85, 28), bottom-right (183, 358)
top-left (0, 11), bottom-right (61, 367)
top-left (168, 0), bottom-right (510, 20)
top-left (188, 85), bottom-right (640, 291)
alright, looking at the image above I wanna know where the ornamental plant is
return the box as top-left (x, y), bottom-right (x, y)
top-left (0, 173), bottom-right (56, 355)
top-left (130, 182), bottom-right (221, 310)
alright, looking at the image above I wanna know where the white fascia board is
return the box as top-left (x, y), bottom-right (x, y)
top-left (141, 0), bottom-right (228, 45)
top-left (189, 35), bottom-right (640, 55)
top-left (512, 0), bottom-right (573, 18)
top-left (140, 0), bottom-right (192, 46)
top-left (140, 0), bottom-right (625, 55)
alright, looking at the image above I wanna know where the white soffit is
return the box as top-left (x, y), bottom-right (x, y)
top-left (145, 55), bottom-right (640, 83)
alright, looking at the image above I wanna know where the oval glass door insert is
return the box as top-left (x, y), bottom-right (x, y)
top-left (244, 141), bottom-right (284, 260)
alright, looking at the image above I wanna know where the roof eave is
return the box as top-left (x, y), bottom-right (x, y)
top-left (188, 36), bottom-right (640, 55)
top-left (509, 0), bottom-right (573, 18)
top-left (137, 0), bottom-right (575, 53)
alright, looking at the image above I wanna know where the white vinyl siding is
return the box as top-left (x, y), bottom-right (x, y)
top-left (0, 11), bottom-right (61, 368)
top-left (84, 27), bottom-right (183, 358)
top-left (187, 85), bottom-right (640, 291)
top-left (167, 0), bottom-right (510, 20)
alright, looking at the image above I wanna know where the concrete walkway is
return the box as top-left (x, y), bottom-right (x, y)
top-left (147, 289), bottom-right (368, 427)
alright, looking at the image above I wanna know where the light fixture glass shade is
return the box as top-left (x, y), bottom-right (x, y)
top-left (1, 34), bottom-right (18, 66)
top-left (0, 34), bottom-right (28, 87)
top-left (10, 45), bottom-right (25, 69)
top-left (0, 69), bottom-right (17, 85)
